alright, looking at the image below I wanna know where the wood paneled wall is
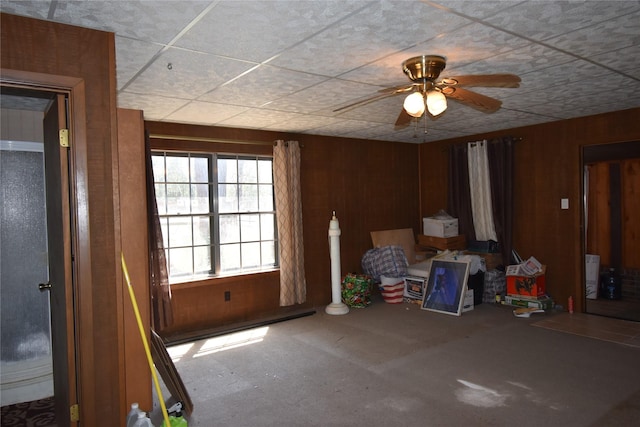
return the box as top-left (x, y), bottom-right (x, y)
top-left (117, 108), bottom-right (152, 411)
top-left (145, 121), bottom-right (421, 340)
top-left (419, 107), bottom-right (640, 311)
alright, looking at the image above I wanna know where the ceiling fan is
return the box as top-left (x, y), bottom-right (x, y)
top-left (335, 55), bottom-right (521, 127)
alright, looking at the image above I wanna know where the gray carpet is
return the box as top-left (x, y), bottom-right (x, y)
top-left (152, 298), bottom-right (640, 426)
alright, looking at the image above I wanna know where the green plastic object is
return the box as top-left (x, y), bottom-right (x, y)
top-left (161, 415), bottom-right (188, 427)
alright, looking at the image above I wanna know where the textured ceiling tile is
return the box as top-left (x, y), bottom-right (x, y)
top-left (198, 65), bottom-right (329, 108)
top-left (338, 96), bottom-right (405, 124)
top-left (115, 37), bottom-right (164, 90)
top-left (482, 1), bottom-right (640, 42)
top-left (449, 43), bottom-right (575, 76)
top-left (117, 91), bottom-right (189, 120)
top-left (218, 109), bottom-right (301, 129)
top-left (411, 21), bottom-right (530, 68)
top-left (174, 0), bottom-right (369, 63)
top-left (514, 59), bottom-right (618, 94)
top-left (546, 10), bottom-right (640, 57)
top-left (341, 122), bottom-right (399, 140)
top-left (0, 0), bottom-right (51, 19)
top-left (51, 0), bottom-right (211, 44)
top-left (432, 1), bottom-right (524, 20)
top-left (125, 48), bottom-right (257, 100)
top-left (268, 1), bottom-right (472, 76)
top-left (2, 0), bottom-right (639, 144)
top-left (164, 101), bottom-right (249, 125)
top-left (591, 45), bottom-right (640, 79)
top-left (312, 119), bottom-right (378, 136)
top-left (339, 21), bottom-right (531, 87)
top-left (262, 112), bottom-right (331, 132)
top-left (265, 79), bottom-right (383, 114)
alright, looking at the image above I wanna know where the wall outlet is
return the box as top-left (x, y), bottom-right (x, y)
top-left (224, 290), bottom-right (231, 302)
top-left (561, 198), bottom-right (569, 210)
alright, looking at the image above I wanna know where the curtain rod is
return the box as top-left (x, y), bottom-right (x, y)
top-left (149, 133), bottom-right (274, 146)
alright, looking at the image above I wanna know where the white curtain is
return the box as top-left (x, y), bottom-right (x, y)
top-left (467, 140), bottom-right (497, 241)
top-left (273, 140), bottom-right (307, 306)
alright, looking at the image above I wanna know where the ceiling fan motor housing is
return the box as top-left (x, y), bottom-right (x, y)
top-left (402, 55), bottom-right (447, 82)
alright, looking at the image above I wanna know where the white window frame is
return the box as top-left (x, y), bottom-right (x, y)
top-left (152, 150), bottom-right (278, 283)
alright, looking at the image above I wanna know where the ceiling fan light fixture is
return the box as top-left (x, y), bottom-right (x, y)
top-left (403, 92), bottom-right (425, 117)
top-left (426, 90), bottom-right (447, 116)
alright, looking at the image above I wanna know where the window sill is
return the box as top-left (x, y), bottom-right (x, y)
top-left (169, 268), bottom-right (279, 289)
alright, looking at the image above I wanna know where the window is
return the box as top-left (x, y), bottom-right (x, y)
top-left (152, 151), bottom-right (278, 282)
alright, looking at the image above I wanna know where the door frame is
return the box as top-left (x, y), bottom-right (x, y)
top-left (1, 68), bottom-right (93, 424)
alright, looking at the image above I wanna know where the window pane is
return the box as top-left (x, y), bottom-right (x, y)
top-left (155, 184), bottom-right (167, 215)
top-left (218, 183), bottom-right (238, 213)
top-left (193, 246), bottom-right (212, 274)
top-left (166, 156), bottom-right (189, 182)
top-left (220, 244), bottom-right (241, 271)
top-left (152, 155), bottom-right (165, 182)
top-left (238, 159), bottom-right (257, 183)
top-left (193, 216), bottom-right (211, 246)
top-left (261, 241), bottom-right (275, 266)
top-left (168, 216), bottom-right (192, 247)
top-left (190, 157), bottom-right (209, 183)
top-left (239, 184), bottom-right (258, 212)
top-left (241, 242), bottom-right (260, 268)
top-left (240, 214), bottom-right (260, 241)
top-left (258, 184), bottom-right (273, 211)
top-left (258, 159), bottom-right (272, 184)
top-left (169, 247), bottom-right (193, 276)
top-left (191, 183), bottom-right (209, 214)
top-left (260, 213), bottom-right (275, 240)
top-left (218, 158), bottom-right (237, 182)
top-left (167, 184), bottom-right (190, 214)
top-left (219, 215), bottom-right (239, 244)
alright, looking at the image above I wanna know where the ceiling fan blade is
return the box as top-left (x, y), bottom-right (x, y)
top-left (441, 74), bottom-right (521, 88)
top-left (442, 87), bottom-right (502, 113)
top-left (395, 108), bottom-right (412, 127)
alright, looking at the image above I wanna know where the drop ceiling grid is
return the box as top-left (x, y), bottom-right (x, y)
top-left (1, 0), bottom-right (639, 143)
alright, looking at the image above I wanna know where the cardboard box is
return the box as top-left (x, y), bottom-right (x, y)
top-left (503, 294), bottom-right (554, 310)
top-left (418, 234), bottom-right (466, 250)
top-left (423, 217), bottom-right (459, 238)
top-left (506, 265), bottom-right (546, 298)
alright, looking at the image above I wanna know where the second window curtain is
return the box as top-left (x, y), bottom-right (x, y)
top-left (273, 140), bottom-right (307, 306)
top-left (448, 137), bottom-right (515, 266)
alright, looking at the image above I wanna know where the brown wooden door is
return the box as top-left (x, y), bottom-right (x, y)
top-left (43, 94), bottom-right (78, 426)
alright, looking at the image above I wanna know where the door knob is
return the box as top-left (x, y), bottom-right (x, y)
top-left (38, 282), bottom-right (52, 291)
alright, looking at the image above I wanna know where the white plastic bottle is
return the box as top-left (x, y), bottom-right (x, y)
top-left (126, 403), bottom-right (142, 427)
top-left (133, 411), bottom-right (154, 427)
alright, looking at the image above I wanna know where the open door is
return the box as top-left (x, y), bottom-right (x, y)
top-left (43, 93), bottom-right (79, 425)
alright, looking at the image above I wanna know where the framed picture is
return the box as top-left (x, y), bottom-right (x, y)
top-left (421, 259), bottom-right (470, 316)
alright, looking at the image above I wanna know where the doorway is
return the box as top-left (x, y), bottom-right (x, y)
top-left (583, 141), bottom-right (640, 322)
top-left (0, 85), bottom-right (77, 425)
